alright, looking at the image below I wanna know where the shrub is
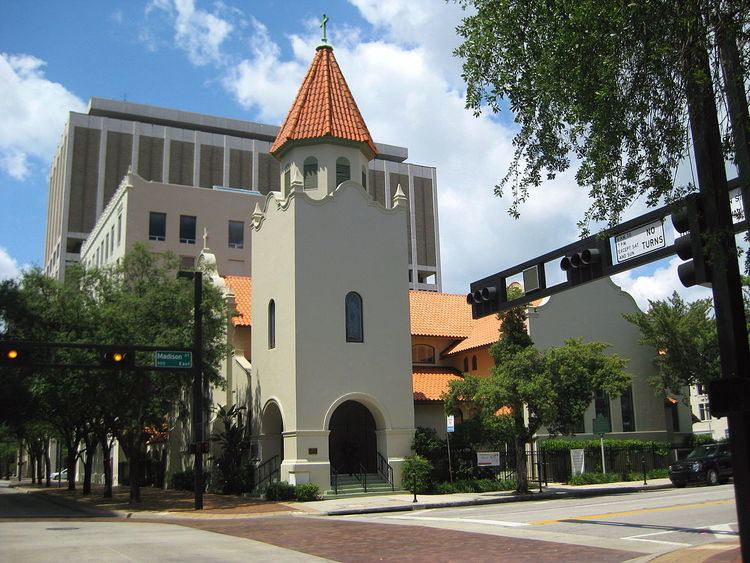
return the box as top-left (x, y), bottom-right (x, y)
top-left (686, 433), bottom-right (716, 447)
top-left (295, 483), bottom-right (320, 502)
top-left (540, 438), bottom-right (670, 455)
top-left (432, 478), bottom-right (516, 494)
top-left (568, 468), bottom-right (669, 485)
top-left (402, 455), bottom-right (433, 494)
top-left (265, 481), bottom-right (296, 501)
top-left (169, 468), bottom-right (209, 491)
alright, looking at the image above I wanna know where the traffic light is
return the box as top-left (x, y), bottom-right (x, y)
top-left (560, 240), bottom-right (608, 285)
top-left (671, 194), bottom-right (710, 287)
top-left (466, 284), bottom-right (504, 318)
top-left (100, 347), bottom-right (134, 368)
top-left (0, 343), bottom-right (30, 366)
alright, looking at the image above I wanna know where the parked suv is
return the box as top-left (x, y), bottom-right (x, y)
top-left (669, 443), bottom-right (732, 487)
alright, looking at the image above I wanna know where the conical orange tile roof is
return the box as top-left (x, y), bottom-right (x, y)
top-left (270, 46), bottom-right (378, 159)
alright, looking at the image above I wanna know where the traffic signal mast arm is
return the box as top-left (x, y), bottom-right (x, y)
top-left (469, 181), bottom-right (748, 319)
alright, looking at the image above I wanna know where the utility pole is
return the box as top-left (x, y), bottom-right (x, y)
top-left (682, 3), bottom-right (750, 558)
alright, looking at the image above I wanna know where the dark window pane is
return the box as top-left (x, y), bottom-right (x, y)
top-left (268, 300), bottom-right (275, 349)
top-left (304, 157), bottom-right (318, 190)
top-left (412, 345), bottom-right (435, 364)
top-left (180, 215), bottom-right (196, 244)
top-left (149, 212), bottom-right (166, 241)
top-left (471, 355), bottom-right (478, 370)
top-left (345, 291), bottom-right (363, 342)
top-left (620, 386), bottom-right (636, 432)
top-left (228, 220), bottom-right (244, 249)
top-left (594, 390), bottom-right (612, 432)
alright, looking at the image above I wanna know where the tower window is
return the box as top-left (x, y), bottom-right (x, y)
top-left (268, 299), bottom-right (276, 349)
top-left (149, 212), bottom-right (166, 241)
top-left (472, 355), bottom-right (478, 371)
top-left (303, 157), bottom-right (318, 190)
top-left (336, 157), bottom-right (350, 186)
top-left (345, 291), bottom-right (363, 342)
top-left (463, 357), bottom-right (469, 372)
top-left (361, 166), bottom-right (367, 189)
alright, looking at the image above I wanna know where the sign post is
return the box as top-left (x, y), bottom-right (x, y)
top-left (446, 415), bottom-right (455, 483)
top-left (592, 414), bottom-right (610, 475)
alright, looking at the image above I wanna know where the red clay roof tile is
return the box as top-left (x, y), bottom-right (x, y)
top-left (224, 275), bottom-right (251, 327)
top-left (413, 367), bottom-right (463, 402)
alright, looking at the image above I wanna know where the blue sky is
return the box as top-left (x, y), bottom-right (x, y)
top-left (0, 0), bottom-right (715, 307)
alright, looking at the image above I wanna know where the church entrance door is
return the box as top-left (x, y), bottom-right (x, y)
top-left (328, 400), bottom-right (377, 474)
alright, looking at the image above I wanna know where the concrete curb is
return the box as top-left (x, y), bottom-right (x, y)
top-left (25, 489), bottom-right (123, 518)
top-left (323, 483), bottom-right (675, 516)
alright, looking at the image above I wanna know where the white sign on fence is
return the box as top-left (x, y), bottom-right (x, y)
top-left (446, 415), bottom-right (455, 433)
top-left (614, 219), bottom-right (666, 263)
top-left (477, 452), bottom-right (501, 467)
top-left (730, 188), bottom-right (745, 223)
top-left (570, 448), bottom-right (585, 477)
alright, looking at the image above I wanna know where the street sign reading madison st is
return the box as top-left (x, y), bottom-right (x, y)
top-left (154, 350), bottom-right (193, 369)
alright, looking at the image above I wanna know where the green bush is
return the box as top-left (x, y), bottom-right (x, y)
top-left (169, 468), bottom-right (209, 491)
top-left (432, 477), bottom-right (516, 494)
top-left (540, 438), bottom-right (670, 455)
top-left (295, 483), bottom-right (320, 502)
top-left (402, 455), bottom-right (433, 494)
top-left (265, 480), bottom-right (296, 501)
top-left (568, 468), bottom-right (669, 485)
top-left (686, 433), bottom-right (716, 447)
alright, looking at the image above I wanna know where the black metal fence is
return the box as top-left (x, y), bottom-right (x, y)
top-left (541, 445), bottom-right (672, 483)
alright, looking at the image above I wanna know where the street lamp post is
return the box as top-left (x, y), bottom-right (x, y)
top-left (179, 270), bottom-right (204, 510)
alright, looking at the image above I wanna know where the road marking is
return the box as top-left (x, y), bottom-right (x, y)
top-left (385, 515), bottom-right (528, 528)
top-left (529, 499), bottom-right (734, 525)
top-left (622, 536), bottom-right (691, 547)
top-left (707, 523), bottom-right (737, 539)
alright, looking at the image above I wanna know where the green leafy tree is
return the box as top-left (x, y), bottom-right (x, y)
top-left (402, 455), bottom-right (433, 496)
top-left (454, 0), bottom-right (749, 230)
top-left (210, 404), bottom-right (253, 494)
top-left (624, 292), bottom-right (720, 393)
top-left (445, 305), bottom-right (629, 493)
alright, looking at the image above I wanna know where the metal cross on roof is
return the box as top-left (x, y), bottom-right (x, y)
top-left (320, 14), bottom-right (329, 44)
top-left (202, 227), bottom-right (209, 251)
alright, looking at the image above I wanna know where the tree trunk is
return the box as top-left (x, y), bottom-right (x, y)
top-left (44, 439), bottom-right (51, 488)
top-left (129, 444), bottom-right (141, 504)
top-left (514, 434), bottom-right (529, 494)
top-left (65, 436), bottom-right (78, 491)
top-left (28, 448), bottom-right (36, 484)
top-left (100, 436), bottom-right (113, 498)
top-left (81, 433), bottom-right (97, 495)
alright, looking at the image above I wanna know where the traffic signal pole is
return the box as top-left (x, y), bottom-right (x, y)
top-left (683, 18), bottom-right (750, 558)
top-left (191, 271), bottom-right (204, 510)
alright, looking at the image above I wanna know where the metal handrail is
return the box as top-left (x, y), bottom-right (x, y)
top-left (359, 463), bottom-right (367, 492)
top-left (255, 455), bottom-right (280, 491)
top-left (331, 466), bottom-right (339, 495)
top-left (376, 452), bottom-right (395, 491)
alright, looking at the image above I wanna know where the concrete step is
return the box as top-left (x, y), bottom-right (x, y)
top-left (323, 488), bottom-right (404, 499)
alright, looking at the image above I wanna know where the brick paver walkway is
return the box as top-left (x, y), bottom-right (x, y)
top-left (174, 515), bottom-right (639, 562)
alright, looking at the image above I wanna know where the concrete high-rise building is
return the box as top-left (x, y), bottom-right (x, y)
top-left (44, 98), bottom-right (441, 290)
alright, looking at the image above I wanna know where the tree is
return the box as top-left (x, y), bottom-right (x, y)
top-left (445, 305), bottom-right (629, 493)
top-left (624, 292), bottom-right (720, 393)
top-left (210, 404), bottom-right (253, 494)
top-left (454, 0), bottom-right (749, 229)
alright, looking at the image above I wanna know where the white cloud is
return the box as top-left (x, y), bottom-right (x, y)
top-left (612, 257), bottom-right (713, 311)
top-left (0, 53), bottom-right (85, 180)
top-left (146, 0), bottom-right (234, 66)
top-left (0, 247), bottom-right (20, 280)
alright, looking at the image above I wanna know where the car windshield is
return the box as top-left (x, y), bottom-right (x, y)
top-left (687, 445), bottom-right (717, 459)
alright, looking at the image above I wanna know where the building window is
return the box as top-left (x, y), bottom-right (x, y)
top-left (699, 402), bottom-right (711, 421)
top-left (412, 345), bottom-right (435, 364)
top-left (268, 299), bottom-right (275, 349)
top-left (303, 157), bottom-right (318, 190)
top-left (361, 166), bottom-right (367, 189)
top-left (463, 357), bottom-right (469, 372)
top-left (620, 386), bottom-right (636, 432)
top-left (105, 233), bottom-right (109, 260)
top-left (117, 214), bottom-right (122, 246)
top-left (149, 212), bottom-right (166, 241)
top-left (336, 157), bottom-right (350, 186)
top-left (284, 167), bottom-right (291, 192)
top-left (345, 291), bottom-right (363, 342)
top-left (110, 226), bottom-right (115, 254)
top-left (696, 384), bottom-right (705, 395)
top-left (180, 215), bottom-right (197, 244)
top-left (228, 220), bottom-right (244, 249)
top-left (452, 408), bottom-right (464, 426)
top-left (471, 355), bottom-right (478, 371)
top-left (594, 390), bottom-right (612, 432)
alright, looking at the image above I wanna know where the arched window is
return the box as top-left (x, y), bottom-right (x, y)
top-left (268, 299), bottom-right (276, 349)
top-left (361, 166), bottom-right (367, 189)
top-left (283, 166), bottom-right (291, 192)
top-left (336, 157), bottom-right (350, 186)
top-left (472, 355), bottom-right (478, 371)
top-left (412, 344), bottom-right (435, 364)
top-left (303, 157), bottom-right (318, 190)
top-left (345, 291), bottom-right (363, 342)
top-left (463, 357), bottom-right (469, 372)
top-left (452, 408), bottom-right (464, 426)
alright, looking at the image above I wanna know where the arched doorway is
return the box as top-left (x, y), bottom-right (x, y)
top-left (329, 400), bottom-right (377, 474)
top-left (261, 401), bottom-right (284, 464)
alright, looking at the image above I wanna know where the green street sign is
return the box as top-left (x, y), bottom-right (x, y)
top-left (154, 351), bottom-right (192, 369)
top-left (592, 414), bottom-right (610, 436)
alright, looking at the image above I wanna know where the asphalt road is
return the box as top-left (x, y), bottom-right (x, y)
top-left (340, 484), bottom-right (739, 557)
